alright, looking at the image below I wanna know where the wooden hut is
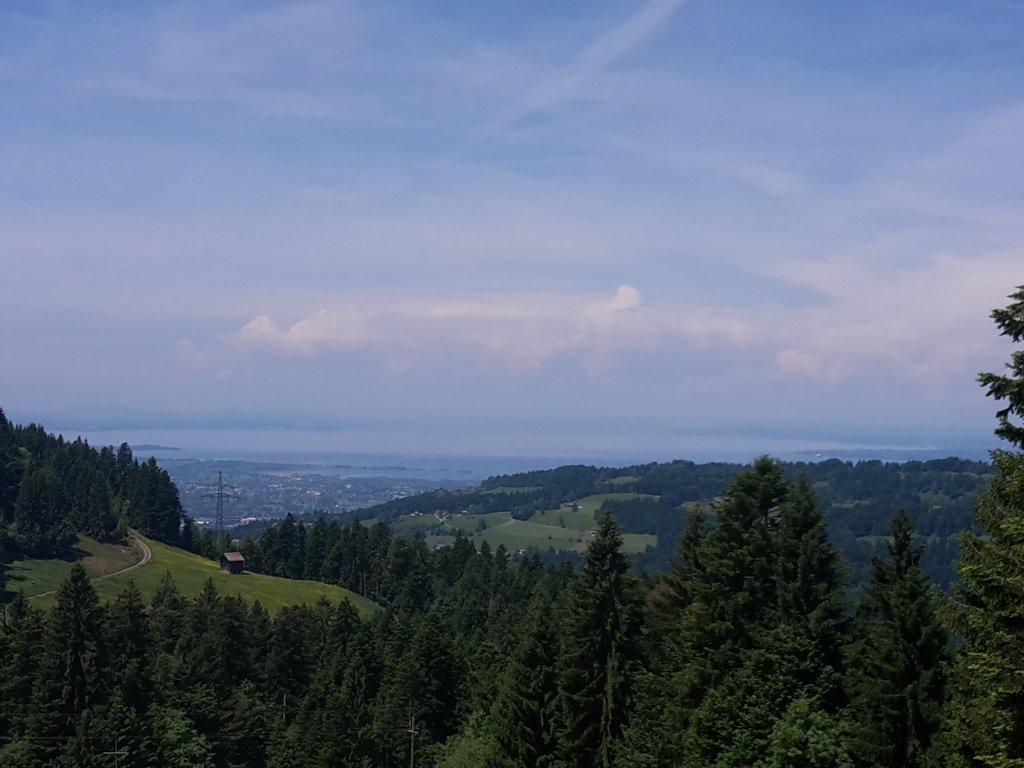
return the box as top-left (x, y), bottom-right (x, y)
top-left (220, 551), bottom-right (246, 575)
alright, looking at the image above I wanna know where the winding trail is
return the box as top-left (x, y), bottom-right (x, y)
top-left (27, 531), bottom-right (153, 601)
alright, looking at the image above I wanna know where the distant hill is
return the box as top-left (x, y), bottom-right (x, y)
top-left (359, 456), bottom-right (992, 586)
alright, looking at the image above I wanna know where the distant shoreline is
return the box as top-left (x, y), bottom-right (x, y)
top-left (131, 444), bottom-right (180, 452)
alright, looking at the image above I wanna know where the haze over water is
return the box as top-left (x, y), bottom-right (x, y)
top-left (49, 425), bottom-right (997, 484)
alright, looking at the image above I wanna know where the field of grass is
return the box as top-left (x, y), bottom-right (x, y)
top-left (388, 491), bottom-right (660, 557)
top-left (529, 505), bottom-right (594, 529)
top-left (446, 511), bottom-right (510, 533)
top-left (3, 536), bottom-right (140, 598)
top-left (7, 536), bottom-right (377, 617)
top-left (419, 513), bottom-right (655, 556)
top-left (468, 518), bottom-right (654, 555)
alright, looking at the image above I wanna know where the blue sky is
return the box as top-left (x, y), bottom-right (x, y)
top-left (2, 0), bottom-right (1022, 456)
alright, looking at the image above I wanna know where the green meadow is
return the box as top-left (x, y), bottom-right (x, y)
top-left (6, 535), bottom-right (377, 617)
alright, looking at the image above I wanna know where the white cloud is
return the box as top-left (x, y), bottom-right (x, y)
top-left (513, 0), bottom-right (686, 120)
top-left (751, 248), bottom-right (1022, 383)
top-left (230, 284), bottom-right (746, 373)
top-left (238, 309), bottom-right (369, 355)
top-left (608, 284), bottom-right (641, 312)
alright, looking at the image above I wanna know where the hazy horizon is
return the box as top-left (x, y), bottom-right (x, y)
top-left (24, 418), bottom-right (999, 471)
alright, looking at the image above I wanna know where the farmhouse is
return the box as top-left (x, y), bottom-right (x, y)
top-left (220, 551), bottom-right (246, 575)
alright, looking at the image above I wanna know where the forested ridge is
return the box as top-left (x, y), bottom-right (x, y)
top-left (360, 454), bottom-right (990, 586)
top-left (0, 413), bottom-right (188, 598)
top-left (2, 285), bottom-right (1024, 766)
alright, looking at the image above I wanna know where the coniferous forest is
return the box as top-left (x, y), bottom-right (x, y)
top-left (0, 285), bottom-right (1024, 766)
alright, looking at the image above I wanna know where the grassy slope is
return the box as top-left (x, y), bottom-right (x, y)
top-left (8, 536), bottom-right (377, 617)
top-left (4, 536), bottom-right (139, 598)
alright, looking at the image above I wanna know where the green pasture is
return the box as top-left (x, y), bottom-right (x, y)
top-left (6, 536), bottom-right (377, 617)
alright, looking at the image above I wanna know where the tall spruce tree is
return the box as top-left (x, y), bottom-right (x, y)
top-left (672, 457), bottom-right (788, 707)
top-left (489, 595), bottom-right (561, 767)
top-left (557, 512), bottom-right (644, 768)
top-left (629, 458), bottom-right (847, 766)
top-left (0, 593), bottom-right (45, 742)
top-left (677, 473), bottom-right (850, 767)
top-left (617, 507), bottom-right (710, 767)
top-left (45, 564), bottom-right (106, 717)
top-left (978, 285), bottom-right (1024, 449)
top-left (106, 581), bottom-right (152, 713)
top-left (845, 512), bottom-right (950, 768)
top-left (775, 475), bottom-right (847, 679)
top-left (942, 284), bottom-right (1024, 766)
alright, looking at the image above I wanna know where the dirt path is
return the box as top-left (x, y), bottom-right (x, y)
top-left (115, 532), bottom-right (152, 578)
top-left (27, 532), bottom-right (153, 601)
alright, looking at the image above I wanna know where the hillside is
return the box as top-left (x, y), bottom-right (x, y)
top-left (359, 456), bottom-right (992, 585)
top-left (4, 533), bottom-right (377, 616)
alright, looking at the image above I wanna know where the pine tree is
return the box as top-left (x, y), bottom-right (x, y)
top-left (978, 284), bottom-right (1024, 450)
top-left (672, 457), bottom-right (788, 707)
top-left (149, 570), bottom-right (185, 654)
top-left (647, 505), bottom-right (709, 638)
top-left (13, 465), bottom-right (69, 553)
top-left (0, 593), bottom-right (45, 740)
top-left (775, 475), bottom-right (847, 678)
top-left (766, 698), bottom-right (854, 768)
top-left (305, 516), bottom-right (329, 580)
top-left (845, 512), bottom-right (950, 768)
top-left (673, 474), bottom-right (850, 767)
top-left (106, 581), bottom-right (152, 713)
top-left (557, 512), bottom-right (644, 768)
top-left (942, 285), bottom-right (1024, 766)
top-left (617, 507), bottom-right (709, 767)
top-left (42, 564), bottom-right (107, 718)
top-left (682, 623), bottom-right (840, 768)
top-left (490, 596), bottom-right (561, 767)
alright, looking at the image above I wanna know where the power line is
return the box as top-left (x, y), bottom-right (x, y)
top-left (407, 707), bottom-right (418, 768)
top-left (201, 470), bottom-right (239, 533)
top-left (101, 736), bottom-right (128, 768)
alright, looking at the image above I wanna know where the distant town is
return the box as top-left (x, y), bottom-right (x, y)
top-left (159, 457), bottom-right (472, 528)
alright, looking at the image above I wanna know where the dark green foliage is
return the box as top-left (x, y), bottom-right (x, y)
top-left (0, 592), bottom-right (45, 741)
top-left (106, 580), bottom-right (152, 712)
top-left (682, 625), bottom-right (841, 768)
top-left (673, 457), bottom-right (790, 703)
top-left (766, 698), bottom-right (853, 768)
top-left (978, 284), bottom-right (1024, 450)
top-left (489, 596), bottom-right (561, 767)
top-left (43, 564), bottom-right (106, 718)
top-left (776, 476), bottom-right (847, 678)
top-left (845, 512), bottom-right (950, 767)
top-left (939, 285), bottom-right (1024, 767)
top-left (12, 465), bottom-right (71, 552)
top-left (944, 451), bottom-right (1024, 766)
top-left (628, 458), bottom-right (850, 766)
top-left (437, 711), bottom-right (517, 768)
top-left (0, 419), bottom-right (185, 580)
top-left (557, 513), bottom-right (644, 768)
